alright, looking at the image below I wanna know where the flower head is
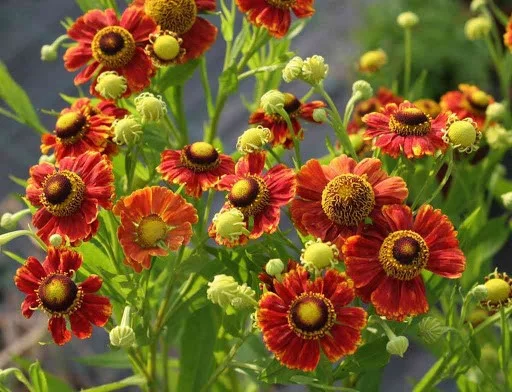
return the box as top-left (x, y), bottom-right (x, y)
top-left (145, 31), bottom-right (185, 67)
top-left (158, 142), bottom-right (235, 198)
top-left (134, 92), bottom-right (167, 123)
top-left (386, 336), bottom-right (409, 357)
top-left (207, 275), bottom-right (256, 310)
top-left (14, 247), bottom-right (112, 345)
top-left (352, 80), bottom-right (373, 100)
top-left (486, 124), bottom-right (512, 149)
top-left (237, 126), bottom-right (272, 154)
top-left (64, 8), bottom-right (158, 96)
top-left (113, 186), bottom-right (198, 272)
top-left (465, 16), bottom-right (492, 40)
top-left (343, 204), bottom-right (465, 321)
top-left (257, 266), bottom-right (367, 371)
top-left (260, 89), bottom-right (286, 115)
top-left (486, 102), bottom-right (506, 121)
top-left (209, 208), bottom-right (250, 247)
top-left (300, 238), bottom-right (339, 272)
top-left (480, 270), bottom-right (512, 310)
top-left (302, 55), bottom-right (329, 85)
top-left (418, 317), bottom-right (447, 344)
top-left (265, 258), bottom-right (285, 277)
top-left (440, 84), bottom-right (494, 127)
top-left (95, 71), bottom-right (128, 99)
top-left (442, 115), bottom-right (481, 153)
top-left (363, 101), bottom-right (449, 159)
top-left (26, 152), bottom-right (114, 245)
top-left (397, 11), bottom-right (419, 28)
top-left (112, 115), bottom-right (143, 146)
top-left (282, 56), bottom-right (304, 83)
top-left (358, 49), bottom-right (387, 73)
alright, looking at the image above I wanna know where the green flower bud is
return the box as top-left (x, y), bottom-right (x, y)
top-left (502, 192), bottom-right (512, 210)
top-left (212, 209), bottom-right (249, 242)
top-left (312, 108), bottom-right (328, 123)
top-left (349, 132), bottom-right (365, 153)
top-left (397, 11), bottom-right (419, 28)
top-left (1, 209), bottom-right (31, 231)
top-left (112, 116), bottom-right (143, 146)
top-left (265, 258), bottom-right (284, 277)
top-left (386, 336), bottom-right (409, 357)
top-left (301, 55), bottom-right (329, 85)
top-left (207, 275), bottom-right (239, 308)
top-left (470, 0), bottom-right (487, 12)
top-left (134, 92), bottom-right (167, 123)
top-left (109, 306), bottom-right (135, 348)
top-left (486, 125), bottom-right (512, 150)
top-left (41, 45), bottom-right (58, 62)
top-left (418, 317), bottom-right (447, 344)
top-left (352, 80), bottom-right (373, 100)
top-left (471, 284), bottom-right (489, 301)
top-left (443, 116), bottom-right (481, 153)
top-left (95, 71), bottom-right (128, 100)
top-left (49, 234), bottom-right (63, 247)
top-left (465, 16), bottom-right (492, 40)
top-left (282, 56), bottom-right (304, 83)
top-left (231, 284), bottom-right (257, 309)
top-left (486, 102), bottom-right (506, 121)
top-left (300, 239), bottom-right (339, 271)
top-left (237, 126), bottom-right (271, 154)
top-left (260, 90), bottom-right (286, 115)
top-left (39, 154), bottom-right (56, 165)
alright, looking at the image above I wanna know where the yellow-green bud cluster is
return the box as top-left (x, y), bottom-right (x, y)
top-left (265, 258), bottom-right (284, 277)
top-left (237, 126), bottom-right (271, 154)
top-left (112, 116), bottom-right (143, 146)
top-left (397, 11), bottom-right (419, 28)
top-left (207, 275), bottom-right (256, 310)
top-left (212, 209), bottom-right (249, 242)
top-left (95, 71), bottom-right (128, 100)
top-left (465, 16), bottom-right (492, 40)
top-left (352, 80), bottom-right (373, 100)
top-left (386, 335), bottom-right (409, 357)
top-left (418, 317), bottom-right (448, 345)
top-left (300, 238), bottom-right (339, 272)
top-left (501, 191), bottom-right (512, 210)
top-left (260, 90), bottom-right (286, 115)
top-left (134, 93), bottom-right (167, 123)
top-left (49, 234), bottom-right (63, 247)
top-left (301, 55), bottom-right (329, 85)
top-left (486, 102), bottom-right (506, 121)
top-left (282, 56), bottom-right (304, 83)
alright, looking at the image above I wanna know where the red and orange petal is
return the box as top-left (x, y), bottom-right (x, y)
top-left (14, 247), bottom-right (111, 345)
top-left (157, 146), bottom-right (235, 198)
top-left (216, 152), bottom-right (296, 240)
top-left (64, 8), bottom-right (157, 96)
top-left (132, 0), bottom-right (217, 63)
top-left (505, 16), bottom-right (512, 50)
top-left (291, 155), bottom-right (408, 250)
top-left (113, 186), bottom-right (198, 272)
top-left (249, 100), bottom-right (326, 149)
top-left (258, 259), bottom-right (302, 292)
top-left (439, 84), bottom-right (494, 128)
top-left (257, 267), bottom-right (367, 371)
top-left (25, 152), bottom-right (114, 245)
top-left (236, 0), bottom-right (315, 39)
top-left (342, 204), bottom-right (465, 321)
top-left (363, 101), bottom-right (449, 159)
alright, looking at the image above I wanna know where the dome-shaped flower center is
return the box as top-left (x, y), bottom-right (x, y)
top-left (38, 274), bottom-right (80, 313)
top-left (283, 93), bottom-right (301, 114)
top-left (468, 90), bottom-right (490, 112)
top-left (321, 174), bottom-right (375, 227)
top-left (144, 0), bottom-right (197, 35)
top-left (92, 26), bottom-right (136, 68)
top-left (153, 34), bottom-right (181, 61)
top-left (55, 112), bottom-right (87, 143)
top-left (266, 0), bottom-right (297, 9)
top-left (379, 230), bottom-right (429, 280)
top-left (181, 142), bottom-right (220, 172)
top-left (447, 120), bottom-right (477, 148)
top-left (41, 171), bottom-right (86, 217)
top-left (137, 214), bottom-right (168, 248)
top-left (228, 176), bottom-right (270, 217)
top-left (288, 293), bottom-right (335, 339)
top-left (390, 107), bottom-right (431, 136)
top-left (484, 278), bottom-right (511, 302)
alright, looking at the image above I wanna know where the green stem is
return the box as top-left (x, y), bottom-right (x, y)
top-left (173, 86), bottom-right (189, 146)
top-left (200, 57), bottom-right (215, 118)
top-left (412, 355), bottom-right (450, 392)
top-left (420, 149), bottom-right (453, 207)
top-left (80, 376), bottom-right (146, 392)
top-left (500, 307), bottom-right (510, 391)
top-left (474, 306), bottom-right (512, 335)
top-left (488, 0), bottom-right (510, 27)
top-left (404, 28), bottom-right (412, 98)
top-left (276, 107), bottom-right (301, 169)
top-left (411, 154), bottom-right (447, 210)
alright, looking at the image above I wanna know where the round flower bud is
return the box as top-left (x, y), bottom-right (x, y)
top-left (442, 116), bottom-right (481, 153)
top-left (207, 275), bottom-right (239, 308)
top-left (397, 11), bottom-right (419, 28)
top-left (212, 209), bottom-right (249, 242)
top-left (260, 90), bottom-right (286, 115)
top-left (134, 93), bottom-right (167, 123)
top-left (282, 56), bottom-right (304, 83)
top-left (301, 55), bottom-right (329, 85)
top-left (471, 284), bottom-right (489, 301)
top-left (358, 49), bottom-right (388, 73)
top-left (41, 45), bottom-right (58, 62)
top-left (109, 326), bottom-right (136, 348)
top-left (94, 71), bottom-right (128, 100)
top-left (237, 126), bottom-right (271, 154)
top-left (465, 16), bottom-right (492, 40)
top-left (352, 80), bottom-right (373, 101)
top-left (386, 335), bottom-right (409, 357)
top-left (300, 239), bottom-right (339, 271)
top-left (486, 125), bottom-right (512, 150)
top-left (231, 284), bottom-right (257, 309)
top-left (153, 34), bottom-right (181, 61)
top-left (470, 0), bottom-right (487, 12)
top-left (112, 116), bottom-right (143, 146)
top-left (418, 317), bottom-right (447, 345)
top-left (484, 278), bottom-right (511, 302)
top-left (38, 154), bottom-right (56, 165)
top-left (265, 258), bottom-right (284, 277)
top-left (49, 234), bottom-right (63, 247)
top-left (312, 108), bottom-right (328, 123)
top-left (1, 213), bottom-right (15, 231)
top-left (501, 192), bottom-right (512, 210)
top-left (486, 102), bottom-right (506, 121)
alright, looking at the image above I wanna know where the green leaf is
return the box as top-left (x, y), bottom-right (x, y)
top-left (28, 362), bottom-right (48, 392)
top-left (158, 59), bottom-right (201, 90)
top-left (80, 375), bottom-right (146, 392)
top-left (75, 0), bottom-right (105, 12)
top-left (75, 350), bottom-right (132, 369)
top-left (219, 66), bottom-right (239, 94)
top-left (0, 62), bottom-right (46, 134)
top-left (334, 338), bottom-right (390, 379)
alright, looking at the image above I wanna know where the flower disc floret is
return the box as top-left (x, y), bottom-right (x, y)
top-left (181, 142), bottom-right (220, 172)
top-left (480, 271), bottom-right (512, 310)
top-left (91, 26), bottom-right (136, 68)
top-left (228, 176), bottom-right (270, 216)
top-left (442, 115), bottom-right (481, 153)
top-left (390, 107), bottom-right (431, 136)
top-left (41, 171), bottom-right (86, 217)
top-left (288, 292), bottom-right (336, 339)
top-left (136, 214), bottom-right (168, 248)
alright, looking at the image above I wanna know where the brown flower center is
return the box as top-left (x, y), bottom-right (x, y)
top-left (228, 176), bottom-right (270, 217)
top-left (137, 214), bottom-right (168, 248)
top-left (283, 93), bottom-right (301, 114)
top-left (379, 230), bottom-right (429, 280)
top-left (180, 142), bottom-right (220, 172)
top-left (55, 112), bottom-right (87, 144)
top-left (288, 293), bottom-right (336, 339)
top-left (41, 171), bottom-right (85, 217)
top-left (144, 0), bottom-right (197, 35)
top-left (38, 274), bottom-right (81, 314)
top-left (355, 99), bottom-right (380, 126)
top-left (389, 107), bottom-right (432, 136)
top-left (92, 26), bottom-right (136, 68)
top-left (266, 0), bottom-right (296, 9)
top-left (321, 174), bottom-right (375, 227)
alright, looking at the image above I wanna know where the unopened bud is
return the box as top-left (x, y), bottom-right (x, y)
top-left (260, 90), bottom-right (286, 115)
top-left (95, 71), bottom-right (127, 100)
top-left (134, 93), bottom-right (167, 123)
top-left (49, 234), bottom-right (63, 247)
top-left (418, 317), bottom-right (447, 344)
top-left (237, 126), bottom-right (271, 154)
top-left (386, 336), bottom-right (409, 357)
top-left (352, 80), bottom-right (373, 100)
top-left (265, 258), bottom-right (284, 277)
top-left (282, 56), bottom-right (304, 83)
top-left (312, 108), bottom-right (328, 123)
top-left (112, 116), bottom-right (143, 146)
top-left (397, 11), bottom-right (419, 29)
top-left (301, 55), bottom-right (329, 85)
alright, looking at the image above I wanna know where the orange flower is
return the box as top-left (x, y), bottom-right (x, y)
top-left (236, 0), bottom-right (315, 38)
top-left (64, 8), bottom-right (157, 96)
top-left (249, 93), bottom-right (326, 149)
top-left (257, 266), bottom-right (367, 371)
top-left (133, 0), bottom-right (218, 63)
top-left (14, 247), bottom-right (112, 346)
top-left (504, 15), bottom-right (512, 51)
top-left (440, 84), bottom-right (494, 128)
top-left (363, 101), bottom-right (449, 159)
top-left (291, 155), bottom-right (408, 250)
top-left (157, 142), bottom-right (235, 198)
top-left (210, 152), bottom-right (296, 246)
top-left (113, 186), bottom-right (198, 272)
top-left (26, 152), bottom-right (114, 245)
top-left (41, 98), bottom-right (127, 162)
top-left (343, 204), bottom-right (465, 321)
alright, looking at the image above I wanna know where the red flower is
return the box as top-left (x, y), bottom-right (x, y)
top-left (440, 84), bottom-right (494, 128)
top-left (343, 204), bottom-right (465, 321)
top-left (41, 98), bottom-right (127, 162)
top-left (210, 152), bottom-right (296, 245)
top-left (133, 0), bottom-right (218, 63)
top-left (64, 8), bottom-right (157, 96)
top-left (113, 186), bottom-right (198, 272)
top-left (291, 155), bottom-right (408, 250)
top-left (236, 0), bottom-right (315, 38)
top-left (258, 259), bottom-right (301, 292)
top-left (157, 142), bottom-right (235, 198)
top-left (257, 266), bottom-right (367, 371)
top-left (249, 93), bottom-right (326, 149)
top-left (363, 101), bottom-right (449, 159)
top-left (26, 152), bottom-right (114, 245)
top-left (14, 247), bottom-right (112, 346)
